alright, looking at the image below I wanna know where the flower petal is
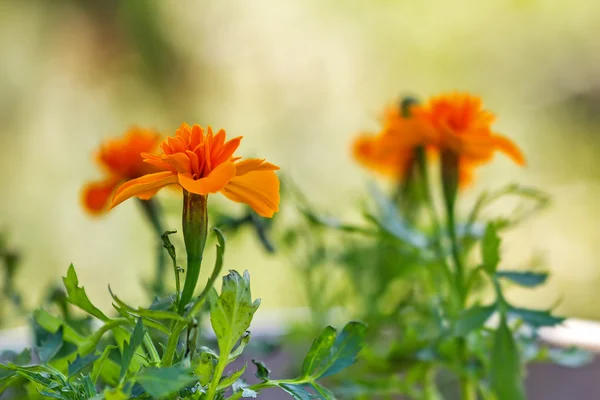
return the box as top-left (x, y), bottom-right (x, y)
top-left (177, 162), bottom-right (236, 195)
top-left (234, 158), bottom-right (280, 176)
top-left (221, 170), bottom-right (280, 217)
top-left (162, 153), bottom-right (192, 174)
top-left (111, 171), bottom-right (178, 209)
top-left (82, 179), bottom-right (119, 215)
top-left (490, 134), bottom-right (526, 166)
top-left (214, 136), bottom-right (243, 165)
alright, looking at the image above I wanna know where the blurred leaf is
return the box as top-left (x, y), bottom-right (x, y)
top-left (63, 264), bottom-right (109, 321)
top-left (490, 317), bottom-right (525, 400)
top-left (120, 319), bottom-right (145, 380)
top-left (36, 327), bottom-right (63, 363)
top-left (509, 307), bottom-right (565, 328)
top-left (278, 382), bottom-right (335, 399)
top-left (13, 348), bottom-right (32, 366)
top-left (481, 224), bottom-right (501, 274)
top-left (208, 270), bottom-right (260, 357)
top-left (252, 359), bottom-right (271, 380)
top-left (68, 353), bottom-right (100, 377)
top-left (496, 271), bottom-right (548, 287)
top-left (301, 321), bottom-right (367, 379)
top-left (136, 365), bottom-right (197, 398)
top-left (454, 304), bottom-right (496, 336)
top-left (217, 363), bottom-right (246, 390)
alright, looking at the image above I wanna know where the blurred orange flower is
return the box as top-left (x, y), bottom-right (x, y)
top-left (414, 92), bottom-right (526, 185)
top-left (352, 104), bottom-right (434, 179)
top-left (110, 123), bottom-right (280, 218)
top-left (353, 93), bottom-right (526, 186)
top-left (82, 128), bottom-right (162, 215)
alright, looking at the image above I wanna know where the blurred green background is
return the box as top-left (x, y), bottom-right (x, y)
top-left (1, 0), bottom-right (600, 327)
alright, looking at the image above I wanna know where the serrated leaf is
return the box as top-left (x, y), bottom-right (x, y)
top-left (68, 353), bottom-right (100, 377)
top-left (496, 271), bottom-right (548, 287)
top-left (63, 264), bottom-right (109, 321)
top-left (481, 224), bottom-right (500, 274)
top-left (36, 326), bottom-right (63, 363)
top-left (509, 307), bottom-right (565, 328)
top-left (454, 304), bottom-right (496, 337)
top-left (120, 319), bottom-right (145, 380)
top-left (301, 321), bottom-right (367, 379)
top-left (209, 270), bottom-right (260, 357)
top-left (252, 359), bottom-right (271, 380)
top-left (136, 365), bottom-right (197, 398)
top-left (109, 287), bottom-right (186, 323)
top-left (217, 363), bottom-right (246, 390)
top-left (490, 317), bottom-right (525, 400)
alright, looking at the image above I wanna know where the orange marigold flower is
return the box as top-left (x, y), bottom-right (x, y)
top-left (414, 92), bottom-right (526, 185)
top-left (82, 127), bottom-right (162, 215)
top-left (352, 103), bottom-right (434, 178)
top-left (110, 123), bottom-right (280, 218)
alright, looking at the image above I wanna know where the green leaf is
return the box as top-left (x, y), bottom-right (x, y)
top-left (229, 331), bottom-right (251, 362)
top-left (454, 304), bottom-right (496, 336)
top-left (252, 359), bottom-right (271, 380)
top-left (481, 224), bottom-right (500, 274)
top-left (119, 319), bottom-right (145, 380)
top-left (217, 363), bottom-right (246, 390)
top-left (509, 307), bottom-right (564, 328)
top-left (193, 347), bottom-right (218, 386)
top-left (300, 321), bottom-right (367, 379)
top-left (208, 270), bottom-right (260, 357)
top-left (109, 286), bottom-right (186, 323)
top-left (496, 271), bottom-right (548, 287)
top-left (91, 345), bottom-right (118, 384)
top-left (278, 382), bottom-right (335, 400)
top-left (13, 348), bottom-right (32, 366)
top-left (63, 264), bottom-right (109, 321)
top-left (136, 365), bottom-right (197, 398)
top-left (301, 326), bottom-right (336, 377)
top-left (36, 326), bottom-right (64, 363)
top-left (68, 353), bottom-right (100, 377)
top-left (490, 317), bottom-right (525, 400)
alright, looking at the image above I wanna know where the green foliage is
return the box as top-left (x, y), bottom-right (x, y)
top-left (481, 224), bottom-right (501, 274)
top-left (496, 271), bottom-right (548, 287)
top-left (135, 365), bottom-right (197, 398)
top-left (490, 317), bottom-right (526, 400)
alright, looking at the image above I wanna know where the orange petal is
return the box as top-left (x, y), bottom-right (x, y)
top-left (221, 170), bottom-right (280, 217)
top-left (234, 158), bottom-right (280, 176)
top-left (111, 171), bottom-right (178, 209)
top-left (490, 134), bottom-right (526, 166)
top-left (214, 136), bottom-right (242, 165)
top-left (190, 125), bottom-right (204, 149)
top-left (82, 179), bottom-right (119, 215)
top-left (162, 153), bottom-right (192, 174)
top-left (142, 153), bottom-right (172, 171)
top-left (177, 162), bottom-right (236, 195)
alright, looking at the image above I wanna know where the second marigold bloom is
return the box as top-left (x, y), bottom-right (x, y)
top-left (82, 127), bottom-right (162, 215)
top-left (414, 92), bottom-right (526, 185)
top-left (353, 103), bottom-right (433, 179)
top-left (110, 123), bottom-right (280, 217)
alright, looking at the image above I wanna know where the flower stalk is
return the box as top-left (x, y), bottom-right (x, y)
top-left (179, 190), bottom-right (209, 312)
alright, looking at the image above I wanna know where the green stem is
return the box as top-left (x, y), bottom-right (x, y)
top-left (460, 379), bottom-right (477, 400)
top-left (143, 333), bottom-right (161, 365)
top-left (137, 198), bottom-right (167, 297)
top-left (162, 322), bottom-right (186, 367)
top-left (179, 191), bottom-right (209, 312)
top-left (205, 353), bottom-right (228, 400)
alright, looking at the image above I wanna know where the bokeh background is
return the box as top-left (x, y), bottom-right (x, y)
top-left (1, 0), bottom-right (600, 327)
